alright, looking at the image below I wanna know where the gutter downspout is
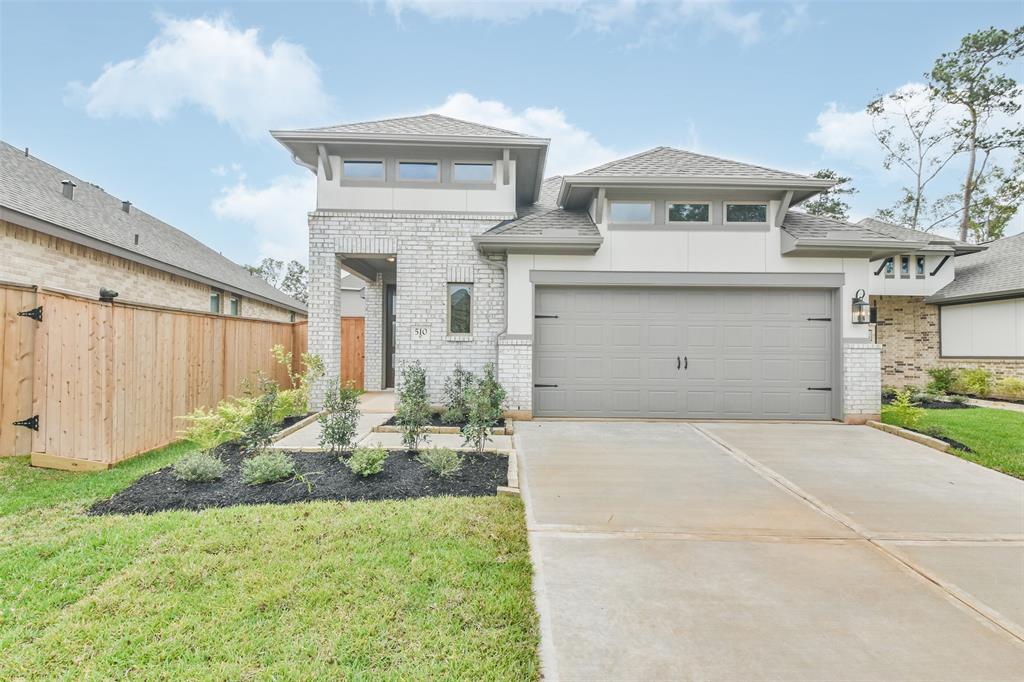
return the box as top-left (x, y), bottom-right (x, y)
top-left (493, 258), bottom-right (508, 366)
top-left (290, 154), bottom-right (317, 173)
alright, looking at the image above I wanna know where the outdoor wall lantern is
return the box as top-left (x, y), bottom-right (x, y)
top-left (851, 289), bottom-right (871, 324)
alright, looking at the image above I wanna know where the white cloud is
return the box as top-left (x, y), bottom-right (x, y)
top-left (382, 0), bottom-right (766, 45)
top-left (431, 92), bottom-right (621, 175)
top-left (212, 172), bottom-right (315, 263)
top-left (68, 15), bottom-right (332, 139)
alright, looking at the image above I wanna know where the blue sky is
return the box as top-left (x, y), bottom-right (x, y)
top-left (2, 1), bottom-right (1021, 266)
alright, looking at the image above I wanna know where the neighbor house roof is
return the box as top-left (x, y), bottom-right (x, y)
top-left (857, 218), bottom-right (983, 254)
top-left (292, 113), bottom-right (543, 140)
top-left (576, 146), bottom-right (816, 181)
top-left (0, 141), bottom-right (306, 313)
top-left (926, 232), bottom-right (1024, 304)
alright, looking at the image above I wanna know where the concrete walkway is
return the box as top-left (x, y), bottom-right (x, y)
top-left (516, 421), bottom-right (1024, 681)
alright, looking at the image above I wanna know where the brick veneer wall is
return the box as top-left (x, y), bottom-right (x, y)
top-left (497, 334), bottom-right (532, 417)
top-left (0, 219), bottom-right (298, 322)
top-left (873, 295), bottom-right (1024, 387)
top-left (307, 210), bottom-right (514, 408)
top-left (842, 342), bottom-right (882, 423)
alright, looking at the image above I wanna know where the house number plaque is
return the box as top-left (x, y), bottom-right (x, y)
top-left (411, 326), bottom-right (431, 341)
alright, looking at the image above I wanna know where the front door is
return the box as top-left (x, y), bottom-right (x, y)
top-left (385, 284), bottom-right (396, 388)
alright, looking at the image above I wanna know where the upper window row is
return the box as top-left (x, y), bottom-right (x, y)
top-left (608, 201), bottom-right (769, 225)
top-left (341, 160), bottom-right (494, 184)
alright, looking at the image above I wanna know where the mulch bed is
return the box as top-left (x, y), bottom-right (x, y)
top-left (882, 396), bottom-right (976, 410)
top-left (382, 413), bottom-right (506, 429)
top-left (930, 434), bottom-right (974, 453)
top-left (89, 445), bottom-right (508, 516)
top-left (277, 413), bottom-right (315, 431)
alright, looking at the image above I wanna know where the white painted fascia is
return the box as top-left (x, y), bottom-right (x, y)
top-left (473, 233), bottom-right (603, 255)
top-left (557, 175), bottom-right (836, 206)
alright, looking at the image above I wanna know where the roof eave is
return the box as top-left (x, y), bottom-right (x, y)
top-left (925, 288), bottom-right (1024, 305)
top-left (781, 234), bottom-right (927, 260)
top-left (473, 234), bottom-right (603, 255)
top-left (557, 175), bottom-right (835, 206)
top-left (270, 129), bottom-right (550, 148)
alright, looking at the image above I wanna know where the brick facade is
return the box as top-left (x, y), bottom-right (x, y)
top-left (307, 210), bottom-right (513, 409)
top-left (0, 220), bottom-right (298, 322)
top-left (873, 295), bottom-right (1024, 387)
top-left (842, 342), bottom-right (882, 423)
top-left (497, 334), bottom-right (533, 417)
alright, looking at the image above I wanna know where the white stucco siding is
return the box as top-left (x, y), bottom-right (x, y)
top-left (868, 253), bottom-right (955, 296)
top-left (940, 298), bottom-right (1024, 357)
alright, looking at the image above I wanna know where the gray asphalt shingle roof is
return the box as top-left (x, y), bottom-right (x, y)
top-left (576, 147), bottom-right (815, 181)
top-left (927, 232), bottom-right (1024, 303)
top-left (484, 177), bottom-right (599, 238)
top-left (293, 113), bottom-right (542, 139)
top-left (781, 211), bottom-right (903, 242)
top-left (857, 218), bottom-right (971, 253)
top-left (0, 142), bottom-right (305, 312)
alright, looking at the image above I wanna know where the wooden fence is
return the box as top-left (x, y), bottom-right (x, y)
top-left (1, 284), bottom-right (365, 470)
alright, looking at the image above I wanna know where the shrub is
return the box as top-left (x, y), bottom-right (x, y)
top-left (888, 389), bottom-right (925, 429)
top-left (238, 376), bottom-right (278, 457)
top-left (346, 445), bottom-right (388, 477)
top-left (926, 368), bottom-right (959, 395)
top-left (319, 379), bottom-right (362, 452)
top-left (271, 345), bottom-right (325, 416)
top-left (241, 451), bottom-right (295, 485)
top-left (947, 393), bottom-right (969, 405)
top-left (994, 377), bottom-right (1024, 400)
top-left (180, 405), bottom-right (242, 452)
top-left (417, 447), bottom-right (463, 477)
top-left (273, 388), bottom-right (307, 424)
top-left (954, 368), bottom-right (993, 397)
top-left (880, 386), bottom-right (897, 402)
top-left (396, 361), bottom-right (431, 450)
top-left (441, 364), bottom-right (475, 425)
top-left (460, 365), bottom-right (507, 453)
top-left (171, 450), bottom-right (226, 483)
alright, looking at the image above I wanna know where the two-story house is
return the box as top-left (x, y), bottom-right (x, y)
top-left (273, 114), bottom-right (933, 423)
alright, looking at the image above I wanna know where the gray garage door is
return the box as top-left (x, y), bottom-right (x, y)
top-left (533, 286), bottom-right (836, 420)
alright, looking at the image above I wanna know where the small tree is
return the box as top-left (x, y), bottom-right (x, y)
top-left (460, 363), bottom-right (506, 453)
top-left (319, 379), bottom-right (362, 452)
top-left (802, 169), bottom-right (858, 221)
top-left (441, 364), bottom-right (476, 425)
top-left (238, 375), bottom-right (278, 457)
top-left (395, 361), bottom-right (431, 450)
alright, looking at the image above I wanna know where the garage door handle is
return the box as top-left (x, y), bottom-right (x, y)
top-left (534, 383), bottom-right (558, 388)
top-left (684, 356), bottom-right (688, 370)
top-left (677, 356), bottom-right (681, 370)
top-left (534, 314), bottom-right (559, 319)
top-left (807, 387), bottom-right (832, 391)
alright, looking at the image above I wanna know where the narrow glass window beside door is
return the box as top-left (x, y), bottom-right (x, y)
top-left (453, 162), bottom-right (493, 183)
top-left (725, 203), bottom-right (768, 223)
top-left (609, 201), bottom-right (654, 224)
top-left (667, 202), bottom-right (711, 223)
top-left (447, 283), bottom-right (472, 335)
top-left (398, 161), bottom-right (440, 181)
top-left (343, 160), bottom-right (384, 180)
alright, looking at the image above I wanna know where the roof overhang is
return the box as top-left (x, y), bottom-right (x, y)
top-left (925, 288), bottom-right (1024, 306)
top-left (473, 233), bottom-right (603, 255)
top-left (0, 206), bottom-right (307, 314)
top-left (270, 130), bottom-right (550, 204)
top-left (558, 175), bottom-right (836, 209)
top-left (780, 230), bottom-right (928, 260)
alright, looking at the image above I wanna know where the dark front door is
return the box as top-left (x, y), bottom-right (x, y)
top-left (385, 284), bottom-right (396, 388)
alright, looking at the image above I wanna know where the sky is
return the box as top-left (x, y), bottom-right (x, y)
top-left (2, 0), bottom-right (1021, 267)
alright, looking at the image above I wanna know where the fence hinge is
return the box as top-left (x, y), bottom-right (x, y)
top-left (18, 306), bottom-right (42, 322)
top-left (13, 415), bottom-right (39, 431)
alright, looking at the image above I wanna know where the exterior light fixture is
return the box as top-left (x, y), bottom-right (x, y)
top-left (386, 256), bottom-right (396, 263)
top-left (851, 288), bottom-right (871, 324)
top-left (99, 288), bottom-right (119, 302)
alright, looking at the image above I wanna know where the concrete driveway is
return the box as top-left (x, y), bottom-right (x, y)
top-left (515, 421), bottom-right (1024, 681)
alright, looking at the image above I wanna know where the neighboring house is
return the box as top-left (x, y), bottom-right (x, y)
top-left (338, 272), bottom-right (366, 317)
top-left (274, 114), bottom-right (936, 423)
top-left (863, 217), bottom-right (1023, 385)
top-left (0, 142), bottom-right (306, 322)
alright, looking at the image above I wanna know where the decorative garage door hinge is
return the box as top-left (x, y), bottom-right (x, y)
top-left (13, 415), bottom-right (39, 430)
top-left (18, 306), bottom-right (42, 322)
top-left (534, 384), bottom-right (559, 388)
top-left (534, 314), bottom-right (559, 319)
top-left (806, 317), bottom-right (831, 321)
top-left (807, 387), bottom-right (832, 391)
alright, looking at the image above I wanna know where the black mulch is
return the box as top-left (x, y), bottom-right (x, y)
top-left (881, 396), bottom-right (976, 410)
top-left (931, 434), bottom-right (974, 453)
top-left (382, 413), bottom-right (505, 428)
top-left (277, 413), bottom-right (315, 431)
top-left (89, 445), bottom-right (508, 516)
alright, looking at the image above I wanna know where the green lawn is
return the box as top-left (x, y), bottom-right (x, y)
top-left (0, 444), bottom-right (539, 680)
top-left (882, 405), bottom-right (1024, 479)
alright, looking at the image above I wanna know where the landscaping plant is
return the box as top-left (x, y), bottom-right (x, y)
top-left (396, 361), bottom-right (431, 450)
top-left (171, 450), bottom-right (226, 483)
top-left (239, 376), bottom-right (279, 457)
top-left (272, 345), bottom-right (325, 417)
top-left (926, 368), bottom-right (959, 395)
top-left (241, 451), bottom-right (296, 485)
top-left (319, 379), bottom-right (363, 452)
top-left (346, 445), bottom-right (388, 477)
top-left (461, 363), bottom-right (507, 453)
top-left (889, 389), bottom-right (925, 429)
top-left (955, 368), bottom-right (993, 397)
top-left (417, 447), bottom-right (464, 477)
top-left (441, 364), bottom-right (475, 424)
top-left (994, 377), bottom-right (1024, 400)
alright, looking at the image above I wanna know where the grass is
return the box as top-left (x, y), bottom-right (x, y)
top-left (882, 405), bottom-right (1024, 479)
top-left (0, 443), bottom-right (539, 680)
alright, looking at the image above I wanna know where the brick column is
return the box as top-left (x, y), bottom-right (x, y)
top-left (843, 342), bottom-right (881, 424)
top-left (498, 334), bottom-right (532, 418)
top-left (364, 275), bottom-right (384, 391)
top-left (307, 251), bottom-right (343, 409)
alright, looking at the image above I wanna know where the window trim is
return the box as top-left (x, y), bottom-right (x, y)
top-left (340, 158), bottom-right (386, 182)
top-left (446, 282), bottom-right (473, 336)
top-left (665, 200), bottom-right (712, 224)
top-left (723, 201), bottom-right (770, 225)
top-left (229, 297), bottom-right (240, 316)
top-left (900, 255), bottom-right (910, 279)
top-left (397, 159), bottom-right (441, 183)
top-left (608, 200), bottom-right (655, 225)
top-left (451, 160), bottom-right (495, 184)
top-left (884, 258), bottom-right (895, 279)
top-left (210, 291), bottom-right (221, 314)
top-left (915, 255), bottom-right (926, 278)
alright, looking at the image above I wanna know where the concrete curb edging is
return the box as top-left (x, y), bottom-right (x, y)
top-left (867, 421), bottom-right (951, 453)
top-left (497, 450), bottom-right (520, 497)
top-left (270, 412), bottom-right (321, 443)
top-left (372, 424), bottom-right (513, 436)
